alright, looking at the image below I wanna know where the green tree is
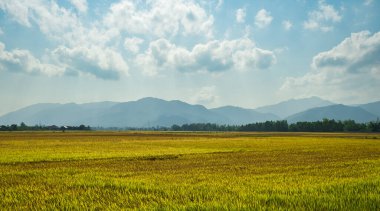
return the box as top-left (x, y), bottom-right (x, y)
top-left (20, 122), bottom-right (27, 130)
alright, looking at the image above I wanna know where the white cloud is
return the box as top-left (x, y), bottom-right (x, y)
top-left (312, 31), bottom-right (380, 72)
top-left (280, 31), bottom-right (380, 103)
top-left (26, 6), bottom-right (115, 49)
top-left (190, 86), bottom-right (219, 105)
top-left (216, 0), bottom-right (223, 10)
top-left (304, 0), bottom-right (342, 32)
top-left (364, 0), bottom-right (373, 6)
top-left (52, 45), bottom-right (129, 80)
top-left (0, 0), bottom-right (84, 42)
top-left (0, 0), bottom-right (276, 81)
top-left (104, 0), bottom-right (214, 38)
top-left (0, 0), bottom-right (129, 80)
top-left (69, 0), bottom-right (87, 13)
top-left (255, 9), bottom-right (273, 28)
top-left (136, 38), bottom-right (276, 76)
top-left (236, 8), bottom-right (246, 23)
top-left (0, 0), bottom-right (32, 27)
top-left (124, 37), bottom-right (144, 54)
top-left (274, 47), bottom-right (289, 54)
top-left (282, 20), bottom-right (293, 30)
top-left (0, 42), bottom-right (64, 76)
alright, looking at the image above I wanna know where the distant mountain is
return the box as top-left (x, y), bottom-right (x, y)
top-left (97, 97), bottom-right (226, 127)
top-left (1, 97), bottom-right (377, 127)
top-left (286, 104), bottom-right (378, 123)
top-left (211, 106), bottom-right (279, 125)
top-left (1, 98), bottom-right (278, 127)
top-left (255, 96), bottom-right (334, 118)
top-left (359, 101), bottom-right (380, 118)
top-left (0, 101), bottom-right (118, 126)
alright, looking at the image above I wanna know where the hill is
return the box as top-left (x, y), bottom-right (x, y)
top-left (359, 101), bottom-right (380, 117)
top-left (286, 104), bottom-right (378, 123)
top-left (0, 98), bottom-right (280, 127)
top-left (97, 97), bottom-right (226, 127)
top-left (255, 96), bottom-right (334, 118)
top-left (1, 97), bottom-right (378, 127)
top-left (211, 106), bottom-right (279, 125)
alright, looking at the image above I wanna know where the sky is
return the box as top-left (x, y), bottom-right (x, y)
top-left (0, 0), bottom-right (379, 115)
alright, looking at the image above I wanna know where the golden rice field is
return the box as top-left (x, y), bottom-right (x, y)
top-left (0, 131), bottom-right (379, 210)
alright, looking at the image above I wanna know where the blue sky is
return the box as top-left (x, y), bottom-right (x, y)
top-left (0, 0), bottom-right (379, 115)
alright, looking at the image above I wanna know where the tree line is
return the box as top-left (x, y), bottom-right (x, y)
top-left (0, 122), bottom-right (90, 131)
top-left (1, 119), bottom-right (379, 132)
top-left (171, 119), bottom-right (380, 132)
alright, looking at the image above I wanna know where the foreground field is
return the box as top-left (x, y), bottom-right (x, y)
top-left (0, 132), bottom-right (379, 210)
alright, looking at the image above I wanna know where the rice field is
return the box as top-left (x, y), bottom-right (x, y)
top-left (0, 131), bottom-right (379, 210)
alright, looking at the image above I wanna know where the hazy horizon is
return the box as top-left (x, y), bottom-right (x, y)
top-left (0, 95), bottom-right (354, 116)
top-left (1, 0), bottom-right (379, 116)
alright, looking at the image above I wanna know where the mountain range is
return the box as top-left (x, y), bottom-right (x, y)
top-left (0, 97), bottom-right (379, 127)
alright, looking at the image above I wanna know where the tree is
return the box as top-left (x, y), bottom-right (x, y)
top-left (367, 120), bottom-right (380, 132)
top-left (10, 124), bottom-right (18, 131)
top-left (20, 122), bottom-right (27, 130)
top-left (79, 125), bottom-right (86, 130)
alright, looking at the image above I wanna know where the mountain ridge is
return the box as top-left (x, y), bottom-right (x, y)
top-left (255, 96), bottom-right (335, 118)
top-left (286, 104), bottom-right (378, 123)
top-left (0, 97), bottom-right (379, 127)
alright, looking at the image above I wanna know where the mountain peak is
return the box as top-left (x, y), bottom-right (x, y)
top-left (255, 97), bottom-right (334, 118)
top-left (136, 97), bottom-right (165, 102)
top-left (286, 104), bottom-right (377, 123)
top-left (0, 97), bottom-right (377, 127)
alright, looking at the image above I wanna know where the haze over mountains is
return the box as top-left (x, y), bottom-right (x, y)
top-left (0, 97), bottom-right (379, 127)
top-left (255, 97), bottom-right (334, 118)
top-left (286, 104), bottom-right (378, 123)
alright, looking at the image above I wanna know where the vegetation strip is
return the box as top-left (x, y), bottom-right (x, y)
top-left (0, 131), bottom-right (379, 209)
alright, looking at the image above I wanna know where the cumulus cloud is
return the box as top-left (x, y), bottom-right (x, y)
top-left (104, 0), bottom-right (214, 38)
top-left (312, 31), bottom-right (380, 72)
top-left (255, 9), bottom-right (273, 28)
top-left (124, 37), bottom-right (144, 54)
top-left (282, 20), bottom-right (292, 30)
top-left (0, 0), bottom-right (129, 79)
top-left (0, 0), bottom-right (82, 40)
top-left (0, 0), bottom-right (276, 81)
top-left (236, 8), bottom-right (246, 23)
top-left (136, 38), bottom-right (276, 76)
top-left (0, 42), bottom-right (64, 76)
top-left (0, 0), bottom-right (32, 27)
top-left (69, 0), bottom-right (87, 13)
top-left (216, 0), bottom-right (223, 10)
top-left (303, 0), bottom-right (342, 32)
top-left (280, 31), bottom-right (380, 103)
top-left (52, 45), bottom-right (129, 80)
top-left (190, 86), bottom-right (219, 105)
top-left (3, 1), bottom-right (116, 47)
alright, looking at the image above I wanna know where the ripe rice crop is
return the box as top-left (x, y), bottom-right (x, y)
top-left (0, 131), bottom-right (379, 209)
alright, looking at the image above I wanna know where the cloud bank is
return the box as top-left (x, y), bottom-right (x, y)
top-left (0, 42), bottom-right (64, 76)
top-left (136, 38), bottom-right (276, 76)
top-left (281, 31), bottom-right (380, 103)
top-left (0, 0), bottom-right (277, 80)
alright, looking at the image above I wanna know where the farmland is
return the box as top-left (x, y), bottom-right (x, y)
top-left (0, 131), bottom-right (380, 210)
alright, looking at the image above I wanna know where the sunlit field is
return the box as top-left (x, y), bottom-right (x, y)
top-left (0, 131), bottom-right (379, 210)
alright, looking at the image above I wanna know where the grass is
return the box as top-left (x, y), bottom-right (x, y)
top-left (0, 131), bottom-right (379, 210)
